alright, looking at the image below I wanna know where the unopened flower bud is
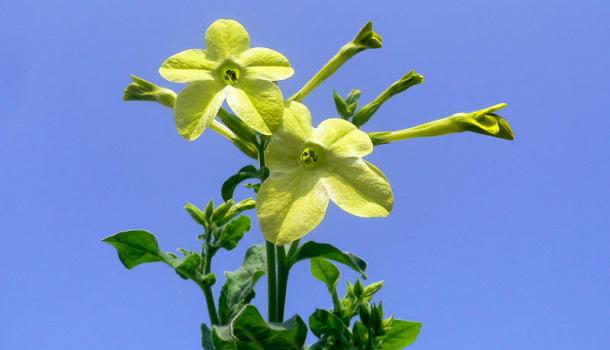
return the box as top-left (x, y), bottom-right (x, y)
top-left (123, 75), bottom-right (176, 108)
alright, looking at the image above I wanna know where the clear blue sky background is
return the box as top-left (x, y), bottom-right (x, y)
top-left (1, 0), bottom-right (608, 349)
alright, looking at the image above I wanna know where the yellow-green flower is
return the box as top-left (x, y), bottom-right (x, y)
top-left (159, 19), bottom-right (294, 140)
top-left (257, 101), bottom-right (393, 245)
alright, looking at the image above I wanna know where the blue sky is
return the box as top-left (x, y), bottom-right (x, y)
top-left (1, 0), bottom-right (609, 349)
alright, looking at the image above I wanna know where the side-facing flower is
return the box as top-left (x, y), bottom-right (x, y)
top-left (159, 19), bottom-right (294, 140)
top-left (368, 103), bottom-right (514, 145)
top-left (256, 102), bottom-right (393, 245)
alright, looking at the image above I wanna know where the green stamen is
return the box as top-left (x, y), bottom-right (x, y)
top-left (222, 67), bottom-right (240, 85)
top-left (300, 147), bottom-right (322, 169)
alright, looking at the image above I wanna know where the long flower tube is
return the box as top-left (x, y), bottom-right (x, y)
top-left (368, 103), bottom-right (514, 145)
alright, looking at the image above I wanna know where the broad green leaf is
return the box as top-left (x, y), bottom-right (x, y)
top-left (217, 216), bottom-right (251, 251)
top-left (309, 309), bottom-right (353, 349)
top-left (173, 253), bottom-right (201, 280)
top-left (290, 241), bottom-right (367, 278)
top-left (201, 323), bottom-right (215, 350)
top-left (102, 230), bottom-right (164, 269)
top-left (212, 324), bottom-right (237, 350)
top-left (310, 258), bottom-right (340, 294)
top-left (218, 245), bottom-right (266, 324)
top-left (380, 320), bottom-right (422, 350)
top-left (221, 165), bottom-right (259, 201)
top-left (309, 309), bottom-right (349, 338)
top-left (213, 305), bottom-right (307, 350)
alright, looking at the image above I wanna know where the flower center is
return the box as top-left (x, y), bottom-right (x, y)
top-left (221, 67), bottom-right (240, 85)
top-left (299, 146), bottom-right (323, 169)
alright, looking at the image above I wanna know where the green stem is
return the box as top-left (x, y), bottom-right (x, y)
top-left (276, 245), bottom-right (288, 322)
top-left (258, 137), bottom-right (279, 323)
top-left (198, 280), bottom-right (220, 325)
top-left (331, 290), bottom-right (341, 314)
top-left (266, 241), bottom-right (278, 322)
top-left (199, 227), bottom-right (220, 325)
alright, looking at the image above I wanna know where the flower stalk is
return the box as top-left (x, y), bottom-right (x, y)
top-left (290, 21), bottom-right (382, 102)
top-left (352, 70), bottom-right (424, 127)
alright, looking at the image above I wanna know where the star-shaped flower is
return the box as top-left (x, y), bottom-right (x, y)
top-left (256, 101), bottom-right (394, 245)
top-left (159, 19), bottom-right (294, 140)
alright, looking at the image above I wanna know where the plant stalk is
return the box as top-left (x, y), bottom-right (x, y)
top-left (258, 137), bottom-right (279, 322)
top-left (198, 227), bottom-right (219, 325)
top-left (276, 245), bottom-right (288, 322)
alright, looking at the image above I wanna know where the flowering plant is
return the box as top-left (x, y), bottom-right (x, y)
top-left (107, 19), bottom-right (513, 349)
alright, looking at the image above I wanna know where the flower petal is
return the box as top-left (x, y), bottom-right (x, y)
top-left (322, 159), bottom-right (393, 217)
top-left (257, 171), bottom-right (329, 245)
top-left (226, 79), bottom-right (283, 135)
top-left (313, 118), bottom-right (373, 158)
top-left (205, 19), bottom-right (250, 60)
top-left (174, 81), bottom-right (225, 141)
top-left (159, 49), bottom-right (216, 83)
top-left (238, 47), bottom-right (294, 81)
top-left (266, 101), bottom-right (313, 172)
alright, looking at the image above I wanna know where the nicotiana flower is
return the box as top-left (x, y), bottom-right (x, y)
top-left (368, 103), bottom-right (514, 144)
top-left (257, 101), bottom-right (393, 245)
top-left (159, 19), bottom-right (294, 140)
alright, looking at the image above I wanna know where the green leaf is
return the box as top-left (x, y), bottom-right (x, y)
top-left (218, 245), bottom-right (266, 324)
top-left (173, 253), bottom-right (202, 280)
top-left (289, 241), bottom-right (367, 278)
top-left (309, 309), bottom-right (349, 338)
top-left (380, 320), bottom-right (421, 350)
top-left (213, 305), bottom-right (307, 349)
top-left (221, 165), bottom-right (259, 201)
top-left (217, 216), bottom-right (251, 251)
top-left (310, 258), bottom-right (340, 294)
top-left (201, 323), bottom-right (215, 350)
top-left (309, 309), bottom-right (353, 349)
top-left (102, 230), bottom-right (165, 269)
